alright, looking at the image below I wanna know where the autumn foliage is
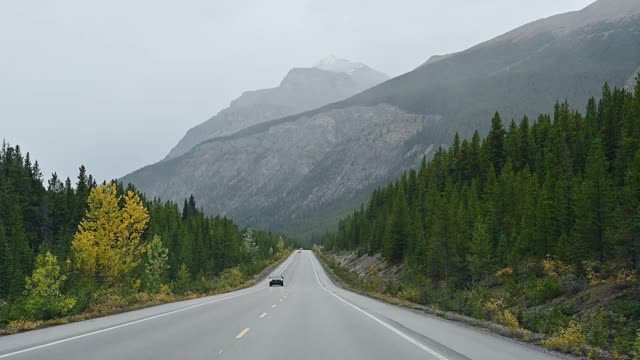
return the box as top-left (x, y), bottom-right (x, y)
top-left (72, 183), bottom-right (149, 285)
top-left (0, 162), bottom-right (292, 332)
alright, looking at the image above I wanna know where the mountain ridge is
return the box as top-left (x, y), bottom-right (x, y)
top-left (124, 0), bottom-right (640, 239)
top-left (164, 57), bottom-right (388, 160)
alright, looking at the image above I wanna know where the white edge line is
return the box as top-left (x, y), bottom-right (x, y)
top-left (0, 254), bottom-right (297, 359)
top-left (309, 253), bottom-right (448, 360)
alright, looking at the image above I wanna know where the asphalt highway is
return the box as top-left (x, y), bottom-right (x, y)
top-left (0, 251), bottom-right (570, 360)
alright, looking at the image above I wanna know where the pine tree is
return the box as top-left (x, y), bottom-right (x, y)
top-left (383, 185), bottom-right (409, 263)
top-left (0, 223), bottom-right (9, 298)
top-left (173, 263), bottom-right (191, 295)
top-left (45, 173), bottom-right (65, 250)
top-left (505, 120), bottom-right (519, 167)
top-left (73, 165), bottom-right (90, 226)
top-left (599, 83), bottom-right (619, 164)
top-left (467, 217), bottom-right (492, 287)
top-left (620, 150), bottom-right (640, 288)
top-left (574, 140), bottom-right (613, 262)
top-left (182, 194), bottom-right (197, 220)
top-left (483, 112), bottom-right (506, 173)
top-left (8, 203), bottom-right (32, 297)
top-left (518, 116), bottom-right (532, 171)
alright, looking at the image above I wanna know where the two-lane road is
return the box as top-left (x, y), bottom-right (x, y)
top-left (0, 251), bottom-right (569, 360)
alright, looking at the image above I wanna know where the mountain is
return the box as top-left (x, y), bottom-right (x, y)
top-left (165, 56), bottom-right (388, 159)
top-left (127, 104), bottom-right (437, 235)
top-left (341, 0), bottom-right (640, 138)
top-left (123, 0), bottom-right (640, 240)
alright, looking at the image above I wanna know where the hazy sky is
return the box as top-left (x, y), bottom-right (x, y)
top-left (1, 0), bottom-right (595, 183)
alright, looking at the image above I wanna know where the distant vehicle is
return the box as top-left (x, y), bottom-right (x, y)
top-left (297, 248), bottom-right (302, 253)
top-left (269, 275), bottom-right (284, 287)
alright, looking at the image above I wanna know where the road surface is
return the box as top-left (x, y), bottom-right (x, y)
top-left (0, 251), bottom-right (570, 360)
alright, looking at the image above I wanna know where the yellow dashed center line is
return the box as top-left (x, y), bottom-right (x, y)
top-left (235, 328), bottom-right (250, 339)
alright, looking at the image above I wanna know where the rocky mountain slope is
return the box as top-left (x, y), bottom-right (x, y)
top-left (165, 56), bottom-right (388, 159)
top-left (124, 0), bottom-right (640, 239)
top-left (127, 104), bottom-right (437, 235)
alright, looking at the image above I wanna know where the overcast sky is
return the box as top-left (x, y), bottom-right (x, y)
top-left (1, 0), bottom-right (595, 183)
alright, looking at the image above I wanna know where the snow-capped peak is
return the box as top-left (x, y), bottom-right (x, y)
top-left (314, 55), bottom-right (366, 75)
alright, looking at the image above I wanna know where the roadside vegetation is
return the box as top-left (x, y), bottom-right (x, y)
top-left (0, 150), bottom-right (293, 333)
top-left (322, 78), bottom-right (640, 359)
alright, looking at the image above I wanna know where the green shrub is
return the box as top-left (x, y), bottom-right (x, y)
top-left (0, 299), bottom-right (8, 327)
top-left (383, 282), bottom-right (401, 296)
top-left (526, 276), bottom-right (563, 305)
top-left (64, 275), bottom-right (97, 314)
top-left (151, 284), bottom-right (175, 303)
top-left (580, 305), bottom-right (639, 355)
top-left (583, 307), bottom-right (612, 349)
top-left (542, 321), bottom-right (586, 354)
top-left (503, 310), bottom-right (521, 333)
top-left (219, 267), bottom-right (245, 289)
top-left (611, 300), bottom-right (640, 324)
top-left (172, 264), bottom-right (191, 295)
top-left (521, 305), bottom-right (573, 335)
top-left (368, 269), bottom-right (384, 292)
top-left (23, 252), bottom-right (76, 320)
top-left (446, 289), bottom-right (488, 319)
top-left (483, 298), bottom-right (520, 332)
top-left (88, 288), bottom-right (128, 315)
top-left (611, 325), bottom-right (638, 358)
top-left (192, 272), bottom-right (216, 293)
top-left (398, 287), bottom-right (419, 303)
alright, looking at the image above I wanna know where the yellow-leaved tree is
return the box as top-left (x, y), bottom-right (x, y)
top-left (72, 183), bottom-right (150, 285)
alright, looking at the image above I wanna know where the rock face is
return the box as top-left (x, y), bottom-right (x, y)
top-left (126, 104), bottom-right (437, 234)
top-left (165, 57), bottom-right (388, 160)
top-left (124, 0), bottom-right (640, 239)
top-left (332, 252), bottom-right (402, 283)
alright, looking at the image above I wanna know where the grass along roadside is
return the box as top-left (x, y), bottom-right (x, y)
top-left (0, 252), bottom-right (292, 336)
top-left (313, 249), bottom-right (593, 359)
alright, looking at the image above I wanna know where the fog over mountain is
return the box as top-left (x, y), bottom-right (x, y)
top-left (123, 0), bottom-right (640, 239)
top-left (0, 0), bottom-right (593, 182)
top-left (166, 56), bottom-right (388, 159)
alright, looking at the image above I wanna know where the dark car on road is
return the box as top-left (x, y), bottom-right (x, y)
top-left (269, 275), bottom-right (284, 287)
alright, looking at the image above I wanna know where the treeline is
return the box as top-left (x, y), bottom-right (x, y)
top-left (0, 144), bottom-right (291, 324)
top-left (323, 79), bottom-right (640, 354)
top-left (325, 78), bottom-right (640, 283)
